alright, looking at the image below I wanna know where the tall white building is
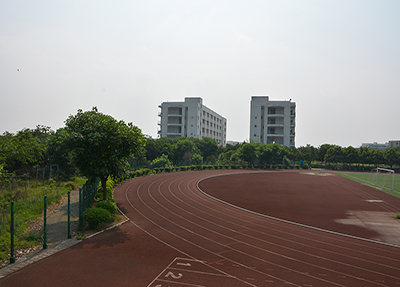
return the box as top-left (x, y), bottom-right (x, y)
top-left (158, 97), bottom-right (227, 146)
top-left (249, 96), bottom-right (296, 147)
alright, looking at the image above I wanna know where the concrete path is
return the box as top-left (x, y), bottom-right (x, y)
top-left (47, 189), bottom-right (80, 242)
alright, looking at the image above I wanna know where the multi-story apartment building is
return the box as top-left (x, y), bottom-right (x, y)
top-left (249, 96), bottom-right (296, 147)
top-left (158, 97), bottom-right (227, 146)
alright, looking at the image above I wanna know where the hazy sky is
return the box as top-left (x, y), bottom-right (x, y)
top-left (1, 0), bottom-right (399, 147)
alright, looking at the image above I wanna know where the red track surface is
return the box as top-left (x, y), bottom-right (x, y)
top-left (2, 170), bottom-right (400, 286)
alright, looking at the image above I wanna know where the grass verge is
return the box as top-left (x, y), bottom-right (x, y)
top-left (336, 172), bottom-right (400, 199)
top-left (0, 177), bottom-right (86, 263)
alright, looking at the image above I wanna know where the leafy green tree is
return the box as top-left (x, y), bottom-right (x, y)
top-left (318, 144), bottom-right (334, 162)
top-left (145, 137), bottom-right (175, 162)
top-left (45, 128), bottom-right (76, 179)
top-left (174, 138), bottom-right (197, 164)
top-left (258, 144), bottom-right (273, 165)
top-left (324, 145), bottom-right (343, 163)
top-left (384, 148), bottom-right (400, 168)
top-left (197, 137), bottom-right (219, 161)
top-left (151, 154), bottom-right (172, 168)
top-left (0, 126), bottom-right (51, 173)
top-left (358, 146), bottom-right (370, 167)
top-left (237, 142), bottom-right (258, 164)
top-left (370, 149), bottom-right (384, 167)
top-left (64, 107), bottom-right (145, 201)
top-left (192, 153), bottom-right (203, 165)
top-left (343, 146), bottom-right (359, 164)
top-left (0, 163), bottom-right (6, 179)
top-left (270, 143), bottom-right (283, 164)
top-left (298, 144), bottom-right (318, 162)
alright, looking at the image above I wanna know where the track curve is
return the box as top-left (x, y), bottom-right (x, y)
top-left (2, 169), bottom-right (400, 287)
top-left (116, 170), bottom-right (400, 286)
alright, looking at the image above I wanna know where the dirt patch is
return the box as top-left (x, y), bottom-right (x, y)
top-left (335, 211), bottom-right (400, 245)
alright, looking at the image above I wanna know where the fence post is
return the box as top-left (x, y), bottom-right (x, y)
top-left (79, 187), bottom-right (82, 230)
top-left (67, 191), bottom-right (71, 239)
top-left (49, 165), bottom-right (52, 181)
top-left (57, 164), bottom-right (59, 181)
top-left (10, 201), bottom-right (15, 264)
top-left (43, 195), bottom-right (47, 249)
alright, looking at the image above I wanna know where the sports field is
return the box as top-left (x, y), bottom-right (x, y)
top-left (337, 171), bottom-right (400, 198)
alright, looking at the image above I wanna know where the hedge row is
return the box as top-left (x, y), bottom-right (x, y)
top-left (128, 163), bottom-right (313, 178)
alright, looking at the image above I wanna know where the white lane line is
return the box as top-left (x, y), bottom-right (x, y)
top-left (139, 175), bottom-right (344, 286)
top-left (172, 175), bottom-right (400, 281)
top-left (123, 178), bottom-right (258, 287)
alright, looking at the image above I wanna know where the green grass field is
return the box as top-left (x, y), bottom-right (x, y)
top-left (337, 171), bottom-right (400, 199)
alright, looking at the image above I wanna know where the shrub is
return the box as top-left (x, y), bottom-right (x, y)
top-left (95, 201), bottom-right (117, 214)
top-left (83, 207), bottom-right (111, 229)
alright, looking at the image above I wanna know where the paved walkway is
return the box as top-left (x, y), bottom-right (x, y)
top-left (0, 189), bottom-right (82, 279)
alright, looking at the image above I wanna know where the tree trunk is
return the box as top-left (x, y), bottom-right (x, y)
top-left (101, 176), bottom-right (108, 201)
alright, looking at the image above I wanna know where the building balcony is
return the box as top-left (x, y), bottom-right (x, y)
top-left (166, 132), bottom-right (182, 136)
top-left (267, 131), bottom-right (284, 136)
top-left (267, 122), bottom-right (284, 126)
top-left (167, 121), bottom-right (182, 126)
top-left (267, 111), bottom-right (284, 116)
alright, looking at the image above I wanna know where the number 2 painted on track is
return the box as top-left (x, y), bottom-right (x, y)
top-left (165, 271), bottom-right (183, 279)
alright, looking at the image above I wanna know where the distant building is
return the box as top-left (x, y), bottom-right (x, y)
top-left (362, 140), bottom-right (400, 150)
top-left (389, 140), bottom-right (400, 148)
top-left (249, 96), bottom-right (296, 147)
top-left (361, 142), bottom-right (388, 150)
top-left (158, 97), bottom-right (227, 146)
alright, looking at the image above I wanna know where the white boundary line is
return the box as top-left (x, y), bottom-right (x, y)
top-left (196, 171), bottom-right (400, 249)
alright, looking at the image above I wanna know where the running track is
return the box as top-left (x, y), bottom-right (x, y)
top-left (1, 169), bottom-right (400, 286)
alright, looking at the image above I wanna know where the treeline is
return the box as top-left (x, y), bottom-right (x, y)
top-left (143, 138), bottom-right (400, 171)
top-left (1, 126), bottom-right (400, 181)
top-left (0, 125), bottom-right (75, 181)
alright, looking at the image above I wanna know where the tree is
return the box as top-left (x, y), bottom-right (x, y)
top-left (298, 144), bottom-right (318, 162)
top-left (318, 144), bottom-right (334, 162)
top-left (370, 149), bottom-right (384, 167)
top-left (174, 138), bottom-right (197, 164)
top-left (0, 126), bottom-right (51, 173)
top-left (384, 148), bottom-right (400, 168)
top-left (324, 145), bottom-right (343, 163)
top-left (151, 154), bottom-right (172, 168)
top-left (45, 128), bottom-right (76, 179)
top-left (358, 146), bottom-right (370, 167)
top-left (64, 107), bottom-right (145, 201)
top-left (258, 144), bottom-right (273, 165)
top-left (191, 153), bottom-right (203, 165)
top-left (343, 146), bottom-right (359, 165)
top-left (237, 142), bottom-right (258, 164)
top-left (197, 137), bottom-right (219, 161)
